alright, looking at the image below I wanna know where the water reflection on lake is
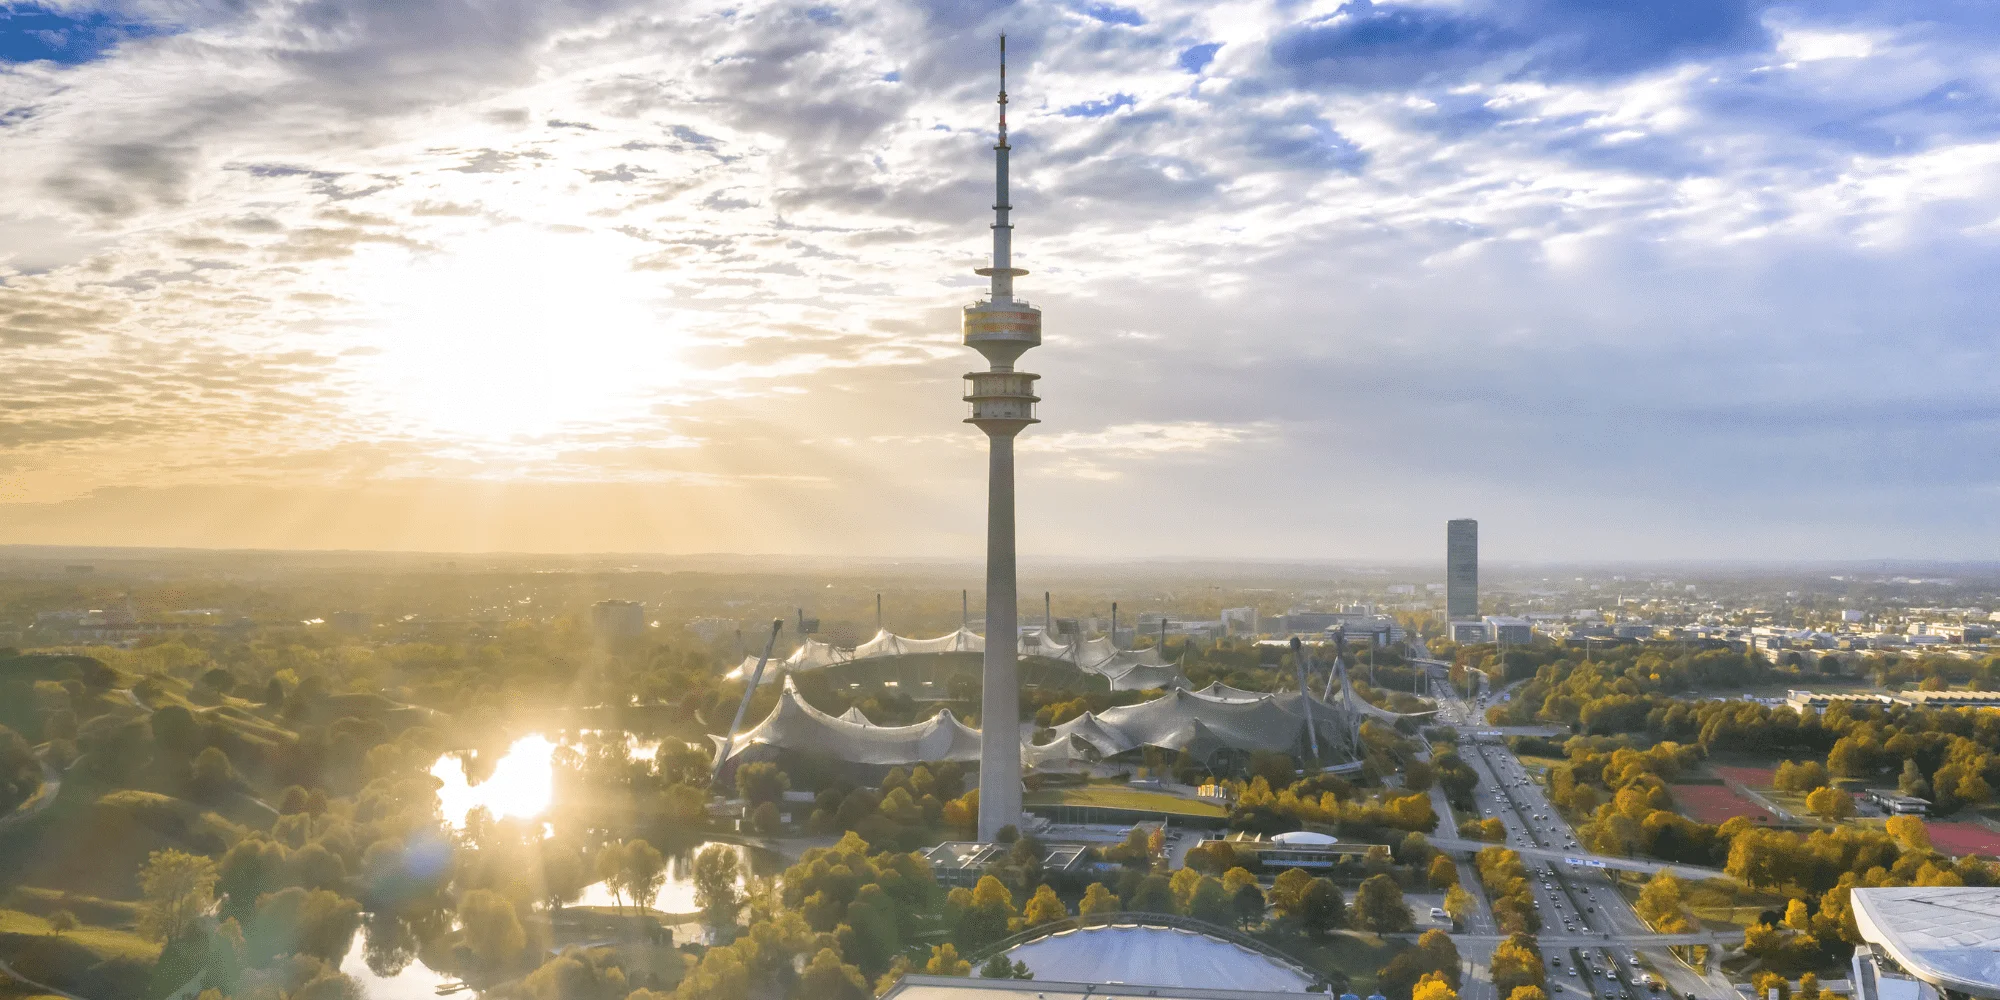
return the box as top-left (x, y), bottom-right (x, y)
top-left (573, 841), bottom-right (778, 914)
top-left (351, 732), bottom-right (776, 995)
top-left (430, 731), bottom-right (675, 829)
top-left (339, 920), bottom-right (454, 999)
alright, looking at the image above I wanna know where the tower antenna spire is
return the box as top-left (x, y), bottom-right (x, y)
top-left (976, 33), bottom-right (1025, 304)
top-left (998, 33), bottom-right (1008, 145)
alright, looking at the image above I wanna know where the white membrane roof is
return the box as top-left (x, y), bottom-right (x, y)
top-left (1853, 887), bottom-right (2000, 998)
top-left (1002, 924), bottom-right (1313, 992)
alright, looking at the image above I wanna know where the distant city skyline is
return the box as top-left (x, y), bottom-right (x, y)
top-left (4, 1), bottom-right (1999, 559)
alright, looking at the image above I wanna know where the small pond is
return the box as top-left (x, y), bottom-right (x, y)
top-left (336, 734), bottom-right (783, 992)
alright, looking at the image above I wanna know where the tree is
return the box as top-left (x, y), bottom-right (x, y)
top-left (248, 887), bottom-right (360, 963)
top-left (735, 761), bottom-right (788, 805)
top-left (1490, 934), bottom-right (1545, 995)
top-left (1805, 786), bottom-right (1854, 821)
top-left (622, 839), bottom-right (667, 912)
top-left (1269, 868), bottom-right (1314, 920)
top-left (1886, 814), bottom-right (1931, 851)
top-left (926, 943), bottom-right (971, 976)
top-left (1023, 884), bottom-right (1066, 927)
top-left (979, 954), bottom-right (1033, 979)
top-left (1508, 987), bottom-right (1550, 1000)
top-left (1404, 759), bottom-right (1437, 793)
top-left (1126, 874), bottom-right (1174, 915)
top-left (1299, 878), bottom-right (1347, 937)
top-left (1774, 761), bottom-right (1829, 794)
top-left (751, 801), bottom-right (781, 834)
top-left (691, 843), bottom-right (743, 929)
top-left (656, 741), bottom-right (712, 786)
top-left (289, 843), bottom-right (345, 892)
top-left (1753, 971), bottom-right (1791, 1000)
top-left (139, 849), bottom-right (218, 942)
top-left (459, 889), bottom-right (526, 966)
top-left (1232, 882), bottom-right (1267, 928)
top-left (1189, 876), bottom-right (1232, 925)
top-left (955, 876), bottom-right (1017, 950)
top-left (192, 747), bottom-right (237, 799)
top-left (1364, 844), bottom-right (1395, 877)
top-left (1784, 899), bottom-right (1811, 933)
top-left (1352, 874), bottom-right (1411, 933)
top-left (595, 842), bottom-right (627, 913)
top-left (1799, 973), bottom-right (1822, 1000)
top-left (1428, 854), bottom-right (1459, 890)
top-left (800, 947), bottom-right (869, 1000)
top-left (1443, 885), bottom-right (1476, 926)
top-left (1959, 768), bottom-right (1995, 807)
top-left (1079, 882), bottom-right (1120, 916)
top-left (218, 838), bottom-right (287, 919)
top-left (1380, 930), bottom-right (1460, 1000)
top-left (1899, 760), bottom-right (1932, 799)
top-left (1413, 977), bottom-right (1457, 1000)
top-left (46, 910), bottom-right (76, 936)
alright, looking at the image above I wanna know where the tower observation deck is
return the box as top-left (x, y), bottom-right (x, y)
top-left (966, 35), bottom-right (1039, 841)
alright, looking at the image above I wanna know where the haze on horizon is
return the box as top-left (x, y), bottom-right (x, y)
top-left (2, 0), bottom-right (1996, 561)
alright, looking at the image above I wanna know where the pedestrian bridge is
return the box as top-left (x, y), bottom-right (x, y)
top-left (1428, 931), bottom-right (1746, 948)
top-left (1427, 835), bottom-right (1733, 883)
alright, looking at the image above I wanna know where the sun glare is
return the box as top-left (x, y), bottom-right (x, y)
top-left (350, 226), bottom-right (684, 450)
top-left (432, 734), bottom-right (556, 828)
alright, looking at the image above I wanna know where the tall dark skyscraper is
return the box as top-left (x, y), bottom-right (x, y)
top-left (1447, 519), bottom-right (1478, 619)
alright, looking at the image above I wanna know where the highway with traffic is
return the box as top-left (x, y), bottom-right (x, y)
top-left (1426, 671), bottom-right (1742, 1000)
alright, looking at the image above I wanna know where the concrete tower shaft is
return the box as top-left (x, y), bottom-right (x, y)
top-left (966, 35), bottom-right (1036, 842)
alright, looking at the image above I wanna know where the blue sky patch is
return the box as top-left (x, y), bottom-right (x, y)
top-left (1060, 93), bottom-right (1136, 117)
top-left (1178, 42), bottom-right (1221, 73)
top-left (1068, 0), bottom-right (1142, 26)
top-left (0, 3), bottom-right (167, 65)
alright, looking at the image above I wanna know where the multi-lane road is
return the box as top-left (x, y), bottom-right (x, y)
top-left (1426, 675), bottom-right (1739, 1000)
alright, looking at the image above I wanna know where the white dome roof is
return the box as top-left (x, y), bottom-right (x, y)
top-left (1272, 830), bottom-right (1338, 846)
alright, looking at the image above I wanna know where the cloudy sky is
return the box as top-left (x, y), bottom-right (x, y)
top-left (0, 0), bottom-right (1996, 561)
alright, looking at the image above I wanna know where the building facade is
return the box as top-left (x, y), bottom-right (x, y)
top-left (1447, 519), bottom-right (1478, 619)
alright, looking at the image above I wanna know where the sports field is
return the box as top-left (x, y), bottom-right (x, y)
top-left (1711, 766), bottom-right (1777, 789)
top-left (1924, 821), bottom-right (2000, 858)
top-left (1670, 784), bottom-right (1776, 825)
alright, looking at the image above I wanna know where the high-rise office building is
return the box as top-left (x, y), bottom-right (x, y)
top-left (591, 600), bottom-right (647, 639)
top-left (963, 37), bottom-right (1040, 842)
top-left (1446, 519), bottom-right (1478, 619)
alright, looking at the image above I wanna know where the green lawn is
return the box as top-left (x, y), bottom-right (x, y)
top-left (0, 982), bottom-right (69, 1000)
top-left (0, 909), bottom-right (160, 963)
top-left (1515, 755), bottom-right (1565, 778)
top-left (1283, 931), bottom-right (1401, 993)
top-left (1022, 785), bottom-right (1228, 819)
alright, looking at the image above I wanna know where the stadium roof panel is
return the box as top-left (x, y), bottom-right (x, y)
top-left (1853, 887), bottom-right (2000, 998)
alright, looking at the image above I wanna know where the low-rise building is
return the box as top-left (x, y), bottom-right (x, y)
top-left (921, 841), bottom-right (1089, 887)
top-left (1482, 616), bottom-right (1533, 645)
top-left (1196, 830), bottom-right (1378, 870)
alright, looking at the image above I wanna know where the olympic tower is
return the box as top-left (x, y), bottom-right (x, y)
top-left (965, 35), bottom-right (1039, 841)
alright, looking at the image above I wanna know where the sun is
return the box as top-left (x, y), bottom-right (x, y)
top-left (347, 225), bottom-right (684, 451)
